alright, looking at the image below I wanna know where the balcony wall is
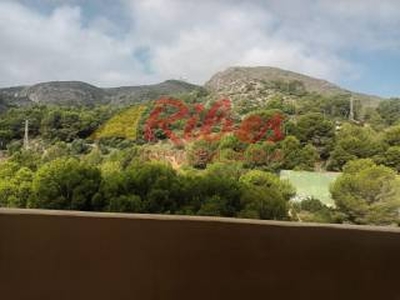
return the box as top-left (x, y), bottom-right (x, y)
top-left (1, 208), bottom-right (399, 300)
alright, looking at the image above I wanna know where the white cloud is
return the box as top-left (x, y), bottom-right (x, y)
top-left (0, 0), bottom-right (399, 88)
top-left (126, 0), bottom-right (357, 83)
top-left (0, 1), bottom-right (147, 87)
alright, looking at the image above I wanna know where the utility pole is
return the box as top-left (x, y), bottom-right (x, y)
top-left (23, 119), bottom-right (29, 150)
top-left (349, 96), bottom-right (354, 121)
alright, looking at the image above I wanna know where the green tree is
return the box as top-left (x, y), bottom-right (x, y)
top-left (290, 197), bottom-right (341, 223)
top-left (93, 165), bottom-right (126, 211)
top-left (240, 170), bottom-right (295, 200)
top-left (42, 141), bottom-right (70, 162)
top-left (280, 136), bottom-right (301, 169)
top-left (294, 113), bottom-right (335, 159)
top-left (39, 106), bottom-right (114, 142)
top-left (127, 162), bottom-right (181, 213)
top-left (328, 123), bottom-right (385, 171)
top-left (0, 161), bottom-right (20, 179)
top-left (265, 95), bottom-right (296, 115)
top-left (279, 136), bottom-right (316, 170)
top-left (0, 167), bottom-right (34, 208)
top-left (239, 187), bottom-right (287, 220)
top-left (298, 144), bottom-right (318, 171)
top-left (363, 107), bottom-right (385, 131)
top-left (327, 146), bottom-right (357, 171)
top-left (238, 170), bottom-right (295, 220)
top-left (0, 179), bottom-right (16, 207)
top-left (206, 162), bottom-right (245, 181)
top-left (0, 105), bottom-right (45, 149)
top-left (377, 98), bottom-right (400, 126)
top-left (218, 134), bottom-right (246, 152)
top-left (383, 146), bottom-right (400, 172)
top-left (9, 149), bottom-right (42, 171)
top-left (30, 158), bottom-right (101, 210)
top-left (196, 175), bottom-right (242, 217)
top-left (331, 159), bottom-right (400, 225)
top-left (176, 171), bottom-right (243, 217)
top-left (108, 195), bottom-right (143, 213)
top-left (384, 125), bottom-right (400, 146)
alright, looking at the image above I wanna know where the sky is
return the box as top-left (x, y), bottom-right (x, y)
top-left (0, 0), bottom-right (400, 98)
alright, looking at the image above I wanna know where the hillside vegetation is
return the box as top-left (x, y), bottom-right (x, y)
top-left (0, 66), bottom-right (399, 226)
top-left (91, 105), bottom-right (146, 140)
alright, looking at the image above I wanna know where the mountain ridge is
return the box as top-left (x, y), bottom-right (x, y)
top-left (205, 66), bottom-right (383, 107)
top-left (0, 79), bottom-right (201, 108)
top-left (0, 66), bottom-right (386, 110)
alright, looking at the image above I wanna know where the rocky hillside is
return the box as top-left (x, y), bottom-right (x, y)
top-left (20, 81), bottom-right (106, 106)
top-left (205, 66), bottom-right (383, 108)
top-left (0, 66), bottom-right (386, 111)
top-left (0, 80), bottom-right (201, 108)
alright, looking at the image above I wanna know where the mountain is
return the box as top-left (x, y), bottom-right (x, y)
top-left (104, 80), bottom-right (201, 105)
top-left (205, 66), bottom-right (384, 107)
top-left (19, 81), bottom-right (106, 106)
top-left (0, 66), bottom-right (386, 111)
top-left (0, 79), bottom-right (201, 108)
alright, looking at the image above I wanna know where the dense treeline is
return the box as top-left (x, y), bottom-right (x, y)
top-left (0, 151), bottom-right (295, 220)
top-left (0, 105), bottom-right (118, 149)
top-left (0, 87), bottom-right (400, 226)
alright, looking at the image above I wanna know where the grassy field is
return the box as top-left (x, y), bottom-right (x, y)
top-left (280, 170), bottom-right (341, 206)
top-left (91, 105), bottom-right (146, 140)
